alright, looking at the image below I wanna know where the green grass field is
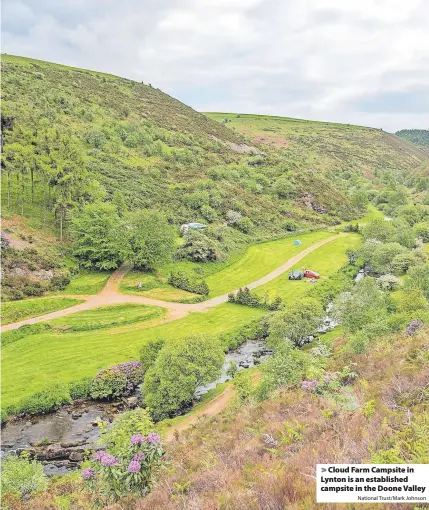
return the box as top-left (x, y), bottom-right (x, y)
top-left (1, 232), bottom-right (361, 409)
top-left (1, 304), bottom-right (264, 409)
top-left (254, 234), bottom-right (362, 300)
top-left (1, 297), bottom-right (83, 325)
top-left (48, 304), bottom-right (165, 332)
top-left (120, 231), bottom-right (333, 301)
top-left (119, 270), bottom-right (199, 302)
top-left (204, 231), bottom-right (332, 296)
top-left (59, 270), bottom-right (111, 295)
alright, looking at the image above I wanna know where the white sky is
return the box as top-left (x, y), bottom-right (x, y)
top-left (2, 0), bottom-right (428, 131)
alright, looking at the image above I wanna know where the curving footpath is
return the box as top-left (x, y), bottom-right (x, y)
top-left (1, 234), bottom-right (346, 333)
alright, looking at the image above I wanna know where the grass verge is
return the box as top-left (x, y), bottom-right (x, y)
top-left (1, 297), bottom-right (83, 325)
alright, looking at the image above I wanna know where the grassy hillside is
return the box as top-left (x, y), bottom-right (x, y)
top-left (136, 326), bottom-right (429, 510)
top-left (3, 55), bottom-right (427, 247)
top-left (1, 54), bottom-right (356, 241)
top-left (206, 113), bottom-right (428, 183)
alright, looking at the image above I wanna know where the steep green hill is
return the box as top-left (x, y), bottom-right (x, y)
top-left (3, 55), bottom-right (427, 246)
top-left (206, 113), bottom-right (429, 184)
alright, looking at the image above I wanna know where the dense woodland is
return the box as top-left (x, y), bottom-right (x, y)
top-left (396, 128), bottom-right (429, 148)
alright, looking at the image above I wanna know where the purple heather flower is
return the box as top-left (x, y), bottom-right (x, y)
top-left (133, 452), bottom-right (145, 461)
top-left (301, 380), bottom-right (318, 391)
top-left (146, 432), bottom-right (161, 444)
top-left (131, 434), bottom-right (145, 445)
top-left (128, 460), bottom-right (141, 473)
top-left (93, 450), bottom-right (106, 461)
top-left (406, 319), bottom-right (423, 337)
top-left (161, 455), bottom-right (167, 461)
top-left (81, 468), bottom-right (96, 480)
top-left (100, 453), bottom-right (120, 467)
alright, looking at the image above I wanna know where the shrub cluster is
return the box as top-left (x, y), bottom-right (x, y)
top-left (90, 361), bottom-right (144, 400)
top-left (82, 431), bottom-right (166, 502)
top-left (228, 287), bottom-right (282, 310)
top-left (168, 271), bottom-right (209, 295)
top-left (177, 230), bottom-right (224, 262)
top-left (1, 453), bottom-right (48, 500)
top-left (9, 383), bottom-right (72, 416)
top-left (4, 362), bottom-right (145, 420)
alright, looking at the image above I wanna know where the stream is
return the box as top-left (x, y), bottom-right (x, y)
top-left (1, 269), bottom-right (365, 475)
top-left (0, 339), bottom-right (272, 476)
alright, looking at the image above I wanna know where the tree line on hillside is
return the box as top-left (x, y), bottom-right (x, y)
top-left (396, 129), bottom-right (429, 148)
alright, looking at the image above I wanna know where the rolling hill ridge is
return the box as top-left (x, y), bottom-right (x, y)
top-left (2, 54), bottom-right (428, 244)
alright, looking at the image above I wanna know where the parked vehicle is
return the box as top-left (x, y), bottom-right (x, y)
top-left (288, 270), bottom-right (304, 280)
top-left (304, 269), bottom-right (320, 279)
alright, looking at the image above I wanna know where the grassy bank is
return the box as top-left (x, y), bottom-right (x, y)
top-left (1, 297), bottom-right (83, 325)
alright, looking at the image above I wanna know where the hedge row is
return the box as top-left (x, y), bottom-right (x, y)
top-left (168, 270), bottom-right (209, 295)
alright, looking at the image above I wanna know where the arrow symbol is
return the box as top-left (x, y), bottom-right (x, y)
top-left (322, 468), bottom-right (326, 472)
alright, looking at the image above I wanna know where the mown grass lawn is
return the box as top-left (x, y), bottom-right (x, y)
top-left (120, 231), bottom-right (333, 301)
top-left (48, 304), bottom-right (165, 332)
top-left (1, 297), bottom-right (83, 325)
top-left (1, 233), bottom-right (361, 410)
top-left (59, 270), bottom-right (111, 295)
top-left (1, 304), bottom-right (264, 409)
top-left (119, 271), bottom-right (199, 302)
top-left (253, 234), bottom-right (361, 301)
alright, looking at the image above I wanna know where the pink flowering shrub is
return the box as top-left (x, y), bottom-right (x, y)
top-left (81, 432), bottom-right (166, 501)
top-left (90, 361), bottom-right (144, 400)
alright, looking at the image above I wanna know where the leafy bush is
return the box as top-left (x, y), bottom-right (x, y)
top-left (13, 383), bottom-right (71, 415)
top-left (178, 231), bottom-right (223, 262)
top-left (281, 219), bottom-right (299, 232)
top-left (168, 271), bottom-right (209, 295)
top-left (225, 210), bottom-right (242, 225)
top-left (362, 219), bottom-right (395, 242)
top-left (90, 368), bottom-right (127, 400)
top-left (69, 377), bottom-right (92, 400)
top-left (82, 432), bottom-right (166, 501)
top-left (333, 278), bottom-right (387, 334)
top-left (237, 217), bottom-right (253, 233)
top-left (50, 274), bottom-right (71, 290)
top-left (414, 222), bottom-right (429, 242)
top-left (390, 250), bottom-right (426, 274)
top-left (404, 264), bottom-right (429, 299)
top-left (257, 342), bottom-right (310, 400)
top-left (140, 338), bottom-right (165, 371)
top-left (376, 274), bottom-right (401, 291)
top-left (143, 335), bottom-right (224, 421)
top-left (90, 361), bottom-right (144, 400)
top-left (268, 298), bottom-right (324, 347)
top-left (228, 287), bottom-right (282, 310)
top-left (1, 453), bottom-right (48, 499)
top-left (274, 178), bottom-right (298, 198)
top-left (100, 408), bottom-right (155, 454)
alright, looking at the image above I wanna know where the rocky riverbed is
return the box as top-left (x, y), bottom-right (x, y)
top-left (1, 339), bottom-right (272, 475)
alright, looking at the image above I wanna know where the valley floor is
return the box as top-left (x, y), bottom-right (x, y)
top-left (2, 231), bottom-right (360, 409)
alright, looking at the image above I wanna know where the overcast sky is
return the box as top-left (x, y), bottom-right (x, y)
top-left (2, 0), bottom-right (428, 132)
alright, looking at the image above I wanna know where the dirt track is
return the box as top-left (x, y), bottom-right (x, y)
top-left (165, 385), bottom-right (235, 441)
top-left (1, 234), bottom-right (345, 332)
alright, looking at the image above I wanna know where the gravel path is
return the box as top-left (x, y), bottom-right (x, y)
top-left (1, 234), bottom-right (345, 332)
